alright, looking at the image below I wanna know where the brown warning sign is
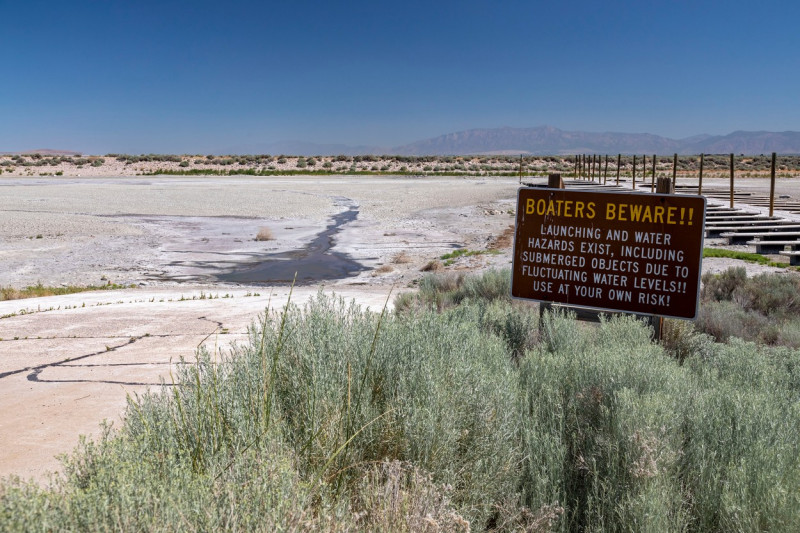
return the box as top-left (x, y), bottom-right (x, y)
top-left (511, 187), bottom-right (706, 319)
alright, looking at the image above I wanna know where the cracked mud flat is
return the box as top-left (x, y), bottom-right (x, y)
top-left (0, 175), bottom-right (520, 481)
top-left (0, 286), bottom-right (395, 481)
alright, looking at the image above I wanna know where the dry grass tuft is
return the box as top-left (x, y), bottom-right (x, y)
top-left (256, 227), bottom-right (274, 241)
top-left (421, 260), bottom-right (443, 272)
top-left (1, 283), bottom-right (131, 301)
top-left (492, 500), bottom-right (565, 533)
top-left (392, 251), bottom-right (412, 264)
top-left (374, 264), bottom-right (394, 274)
top-left (355, 461), bottom-right (471, 532)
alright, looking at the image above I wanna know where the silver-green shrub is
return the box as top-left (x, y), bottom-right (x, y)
top-left (2, 279), bottom-right (800, 531)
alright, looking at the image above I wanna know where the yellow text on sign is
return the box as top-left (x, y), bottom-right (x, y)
top-left (525, 198), bottom-right (597, 219)
top-left (605, 204), bottom-right (696, 226)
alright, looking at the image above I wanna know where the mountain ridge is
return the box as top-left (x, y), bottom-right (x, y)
top-left (15, 128), bottom-right (800, 156)
top-left (228, 127), bottom-right (800, 156)
top-left (391, 126), bottom-right (800, 156)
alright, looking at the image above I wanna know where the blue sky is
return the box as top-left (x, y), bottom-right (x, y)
top-left (2, 0), bottom-right (799, 154)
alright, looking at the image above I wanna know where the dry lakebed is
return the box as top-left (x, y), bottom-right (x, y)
top-left (0, 174), bottom-right (794, 481)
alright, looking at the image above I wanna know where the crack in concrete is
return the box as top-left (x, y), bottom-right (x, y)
top-left (0, 336), bottom-right (143, 382)
top-left (0, 334), bottom-right (175, 341)
top-left (24, 332), bottom-right (185, 386)
top-left (1, 316), bottom-right (232, 385)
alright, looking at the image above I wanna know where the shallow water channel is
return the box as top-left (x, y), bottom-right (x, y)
top-left (217, 198), bottom-right (367, 284)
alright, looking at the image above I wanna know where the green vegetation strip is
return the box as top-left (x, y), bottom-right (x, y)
top-left (703, 247), bottom-right (791, 268)
top-left (439, 248), bottom-right (500, 266)
top-left (0, 283), bottom-right (134, 301)
top-left (144, 168), bottom-right (541, 177)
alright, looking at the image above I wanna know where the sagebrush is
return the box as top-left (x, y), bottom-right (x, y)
top-left (2, 270), bottom-right (800, 531)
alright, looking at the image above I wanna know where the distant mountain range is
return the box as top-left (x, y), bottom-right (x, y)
top-left (11, 128), bottom-right (800, 156)
top-left (390, 126), bottom-right (800, 156)
top-left (223, 127), bottom-right (800, 156)
top-left (0, 148), bottom-right (82, 156)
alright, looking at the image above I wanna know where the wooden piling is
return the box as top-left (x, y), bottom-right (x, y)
top-left (640, 154), bottom-right (646, 190)
top-left (656, 176), bottom-right (674, 194)
top-left (672, 153), bottom-right (677, 190)
top-left (769, 152), bottom-right (777, 217)
top-left (632, 155), bottom-right (636, 189)
top-left (616, 154), bottom-right (621, 185)
top-left (698, 153), bottom-right (704, 196)
top-left (603, 155), bottom-right (609, 185)
top-left (594, 154), bottom-right (599, 181)
top-left (729, 153), bottom-right (735, 208)
top-left (582, 154), bottom-right (586, 180)
top-left (651, 154), bottom-right (656, 193)
top-left (584, 154), bottom-right (588, 181)
top-left (587, 154), bottom-right (591, 182)
top-left (640, 154), bottom-right (644, 185)
top-left (548, 173), bottom-right (564, 189)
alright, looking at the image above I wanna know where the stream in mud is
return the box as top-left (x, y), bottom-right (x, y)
top-left (217, 197), bottom-right (367, 284)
